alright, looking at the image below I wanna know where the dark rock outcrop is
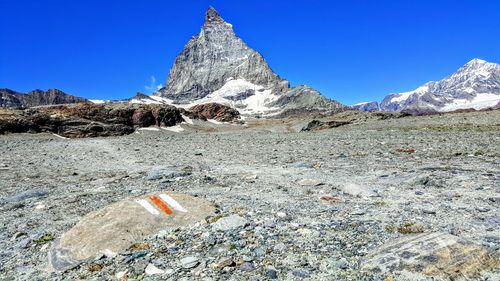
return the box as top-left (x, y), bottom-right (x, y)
top-left (189, 103), bottom-right (240, 122)
top-left (0, 103), bottom-right (184, 138)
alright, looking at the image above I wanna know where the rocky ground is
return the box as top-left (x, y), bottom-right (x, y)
top-left (0, 110), bottom-right (499, 280)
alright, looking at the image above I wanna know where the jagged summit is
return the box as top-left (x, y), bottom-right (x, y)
top-left (465, 58), bottom-right (487, 66)
top-left (155, 7), bottom-right (345, 116)
top-left (157, 6), bottom-right (288, 105)
top-left (204, 6), bottom-right (226, 25)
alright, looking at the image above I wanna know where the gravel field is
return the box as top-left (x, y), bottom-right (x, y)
top-left (1, 110), bottom-right (499, 280)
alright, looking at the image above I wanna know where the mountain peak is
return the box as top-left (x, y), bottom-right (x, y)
top-left (205, 7), bottom-right (225, 24)
top-left (467, 58), bottom-right (487, 64)
top-left (463, 58), bottom-right (489, 69)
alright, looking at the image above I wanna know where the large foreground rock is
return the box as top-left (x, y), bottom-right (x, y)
top-left (361, 232), bottom-right (500, 280)
top-left (49, 193), bottom-right (215, 271)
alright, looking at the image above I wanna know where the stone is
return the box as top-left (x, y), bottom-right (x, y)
top-left (319, 195), bottom-right (341, 202)
top-left (288, 162), bottom-right (314, 169)
top-left (339, 183), bottom-right (376, 197)
top-left (422, 209), bottom-right (436, 215)
top-left (49, 193), bottom-right (215, 271)
top-left (10, 232), bottom-right (27, 241)
top-left (146, 166), bottom-right (192, 181)
top-left (360, 232), bottom-right (500, 279)
top-left (212, 215), bottom-right (247, 231)
top-left (15, 238), bottom-right (31, 249)
top-left (145, 263), bottom-right (165, 275)
top-left (276, 212), bottom-right (287, 218)
top-left (291, 269), bottom-right (310, 278)
top-left (297, 179), bottom-right (323, 186)
top-left (180, 256), bottom-right (199, 269)
top-left (397, 223), bottom-right (424, 234)
top-left (476, 207), bottom-right (490, 212)
top-left (115, 270), bottom-right (128, 280)
top-left (266, 268), bottom-right (278, 279)
top-left (5, 190), bottom-right (47, 203)
top-left (301, 119), bottom-right (351, 131)
top-left (239, 262), bottom-right (255, 272)
top-left (216, 257), bottom-right (235, 269)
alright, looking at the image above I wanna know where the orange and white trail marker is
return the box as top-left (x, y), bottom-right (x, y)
top-left (149, 195), bottom-right (174, 215)
top-left (134, 193), bottom-right (187, 216)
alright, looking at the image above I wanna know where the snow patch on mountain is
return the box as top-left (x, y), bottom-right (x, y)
top-left (440, 93), bottom-right (500, 111)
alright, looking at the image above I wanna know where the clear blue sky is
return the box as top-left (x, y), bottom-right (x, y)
top-left (1, 0), bottom-right (499, 104)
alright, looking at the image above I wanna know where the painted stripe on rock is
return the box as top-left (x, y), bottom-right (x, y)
top-left (135, 199), bottom-right (160, 215)
top-left (149, 195), bottom-right (174, 216)
top-left (159, 194), bottom-right (188, 212)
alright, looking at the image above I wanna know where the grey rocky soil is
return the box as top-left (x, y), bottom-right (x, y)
top-left (0, 110), bottom-right (499, 280)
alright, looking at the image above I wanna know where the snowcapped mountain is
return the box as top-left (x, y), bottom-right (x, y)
top-left (351, 101), bottom-right (380, 112)
top-left (151, 7), bottom-right (344, 116)
top-left (380, 59), bottom-right (500, 114)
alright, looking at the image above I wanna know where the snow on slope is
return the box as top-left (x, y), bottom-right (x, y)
top-left (388, 85), bottom-right (431, 104)
top-left (440, 93), bottom-right (500, 111)
top-left (121, 78), bottom-right (281, 116)
top-left (190, 78), bottom-right (280, 115)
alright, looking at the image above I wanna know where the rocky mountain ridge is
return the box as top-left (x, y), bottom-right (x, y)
top-left (0, 88), bottom-right (88, 108)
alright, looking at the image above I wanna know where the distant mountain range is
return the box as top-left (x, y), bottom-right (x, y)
top-left (354, 59), bottom-right (500, 114)
top-left (0, 88), bottom-right (88, 108)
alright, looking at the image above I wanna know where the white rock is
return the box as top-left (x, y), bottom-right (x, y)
top-left (180, 256), bottom-right (199, 269)
top-left (213, 214), bottom-right (248, 231)
top-left (297, 179), bottom-right (323, 186)
top-left (115, 270), bottom-right (127, 279)
top-left (145, 263), bottom-right (164, 275)
top-left (339, 183), bottom-right (376, 197)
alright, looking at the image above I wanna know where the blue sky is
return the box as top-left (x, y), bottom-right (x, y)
top-left (1, 0), bottom-right (499, 104)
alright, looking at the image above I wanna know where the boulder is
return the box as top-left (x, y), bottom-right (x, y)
top-left (212, 214), bottom-right (248, 231)
top-left (361, 232), bottom-right (500, 280)
top-left (188, 103), bottom-right (240, 122)
top-left (301, 119), bottom-right (351, 131)
top-left (49, 193), bottom-right (215, 271)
